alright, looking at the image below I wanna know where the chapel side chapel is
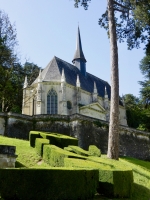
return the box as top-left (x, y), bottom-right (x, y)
top-left (22, 27), bottom-right (127, 126)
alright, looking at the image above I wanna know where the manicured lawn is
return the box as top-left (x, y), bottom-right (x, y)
top-left (0, 135), bottom-right (49, 168)
top-left (0, 135), bottom-right (150, 200)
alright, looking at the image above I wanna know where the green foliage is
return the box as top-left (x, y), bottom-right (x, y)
top-left (67, 145), bottom-right (90, 156)
top-left (88, 145), bottom-right (101, 157)
top-left (39, 131), bottom-right (78, 148)
top-left (120, 156), bottom-right (150, 200)
top-left (98, 0), bottom-right (150, 52)
top-left (123, 94), bottom-right (145, 128)
top-left (35, 138), bottom-right (49, 156)
top-left (64, 158), bottom-right (133, 198)
top-left (139, 55), bottom-right (150, 108)
top-left (93, 120), bottom-right (109, 129)
top-left (123, 57), bottom-right (150, 131)
top-left (0, 168), bottom-right (98, 200)
top-left (0, 10), bottom-right (41, 113)
top-left (0, 135), bottom-right (50, 168)
top-left (29, 131), bottom-right (41, 147)
top-left (43, 144), bottom-right (85, 167)
top-left (0, 135), bottom-right (150, 199)
top-left (22, 62), bottom-right (41, 85)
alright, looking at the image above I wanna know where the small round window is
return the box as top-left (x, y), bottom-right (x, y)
top-left (67, 101), bottom-right (72, 110)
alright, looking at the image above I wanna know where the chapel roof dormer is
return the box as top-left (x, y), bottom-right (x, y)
top-left (72, 26), bottom-right (86, 63)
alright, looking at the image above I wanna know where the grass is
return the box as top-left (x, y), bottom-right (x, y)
top-left (0, 135), bottom-right (150, 200)
top-left (0, 135), bottom-right (49, 168)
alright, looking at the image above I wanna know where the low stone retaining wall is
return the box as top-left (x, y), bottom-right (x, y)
top-left (0, 145), bottom-right (17, 168)
top-left (0, 112), bottom-right (150, 161)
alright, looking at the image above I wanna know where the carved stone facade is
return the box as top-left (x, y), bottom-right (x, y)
top-left (22, 27), bottom-right (127, 126)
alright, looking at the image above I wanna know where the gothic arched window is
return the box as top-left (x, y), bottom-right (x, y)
top-left (47, 89), bottom-right (58, 114)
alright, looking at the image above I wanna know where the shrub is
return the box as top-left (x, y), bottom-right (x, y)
top-left (29, 131), bottom-right (41, 147)
top-left (88, 145), bottom-right (101, 157)
top-left (43, 145), bottom-right (86, 167)
top-left (64, 158), bottom-right (133, 198)
top-left (39, 131), bottom-right (78, 148)
top-left (67, 145), bottom-right (90, 156)
top-left (0, 168), bottom-right (98, 200)
top-left (35, 138), bottom-right (50, 156)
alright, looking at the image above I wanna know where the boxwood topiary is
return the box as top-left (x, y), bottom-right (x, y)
top-left (67, 145), bottom-right (90, 156)
top-left (29, 131), bottom-right (42, 147)
top-left (64, 157), bottom-right (133, 198)
top-left (35, 138), bottom-right (50, 156)
top-left (0, 168), bottom-right (99, 200)
top-left (43, 145), bottom-right (86, 167)
top-left (88, 145), bottom-right (101, 157)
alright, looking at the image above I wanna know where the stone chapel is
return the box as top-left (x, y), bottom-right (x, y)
top-left (22, 27), bottom-right (127, 126)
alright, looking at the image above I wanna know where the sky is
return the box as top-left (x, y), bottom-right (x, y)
top-left (0, 0), bottom-right (146, 97)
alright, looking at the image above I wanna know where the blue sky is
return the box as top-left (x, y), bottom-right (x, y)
top-left (0, 0), bottom-right (145, 97)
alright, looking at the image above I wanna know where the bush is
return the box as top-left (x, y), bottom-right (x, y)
top-left (35, 138), bottom-right (50, 156)
top-left (39, 131), bottom-right (78, 148)
top-left (64, 158), bottom-right (133, 198)
top-left (29, 131), bottom-right (41, 147)
top-left (88, 145), bottom-right (101, 157)
top-left (67, 145), bottom-right (90, 156)
top-left (0, 168), bottom-right (99, 200)
top-left (43, 145), bottom-right (86, 167)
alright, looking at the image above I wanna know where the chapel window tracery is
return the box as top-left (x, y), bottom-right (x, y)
top-left (47, 89), bottom-right (58, 114)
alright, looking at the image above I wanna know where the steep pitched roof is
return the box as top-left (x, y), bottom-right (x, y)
top-left (32, 56), bottom-right (111, 100)
top-left (72, 26), bottom-right (86, 63)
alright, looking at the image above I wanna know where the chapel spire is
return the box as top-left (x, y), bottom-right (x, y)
top-left (72, 26), bottom-right (87, 76)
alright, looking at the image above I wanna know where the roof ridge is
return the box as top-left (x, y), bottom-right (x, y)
top-left (87, 72), bottom-right (109, 85)
top-left (54, 56), bottom-right (76, 68)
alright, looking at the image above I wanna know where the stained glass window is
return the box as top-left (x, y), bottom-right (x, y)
top-left (47, 89), bottom-right (57, 114)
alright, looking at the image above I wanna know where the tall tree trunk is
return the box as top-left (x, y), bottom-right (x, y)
top-left (2, 97), bottom-right (5, 112)
top-left (107, 0), bottom-right (119, 160)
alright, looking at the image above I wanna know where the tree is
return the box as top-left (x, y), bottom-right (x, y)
top-left (123, 94), bottom-right (141, 128)
top-left (23, 62), bottom-right (41, 86)
top-left (0, 10), bottom-right (19, 112)
top-left (0, 10), bottom-right (41, 113)
top-left (106, 0), bottom-right (119, 159)
top-left (123, 93), bottom-right (150, 131)
top-left (73, 0), bottom-right (133, 159)
top-left (139, 55), bottom-right (150, 108)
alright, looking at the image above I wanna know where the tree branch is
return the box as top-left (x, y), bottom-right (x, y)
top-left (113, 1), bottom-right (131, 10)
top-left (114, 8), bottom-right (126, 13)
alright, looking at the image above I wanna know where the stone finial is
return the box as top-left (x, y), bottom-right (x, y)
top-left (93, 82), bottom-right (98, 94)
top-left (23, 76), bottom-right (28, 89)
top-left (104, 86), bottom-right (108, 98)
top-left (76, 74), bottom-right (80, 87)
top-left (105, 87), bottom-right (107, 95)
top-left (61, 68), bottom-right (66, 82)
top-left (122, 94), bottom-right (125, 107)
top-left (38, 69), bottom-right (42, 83)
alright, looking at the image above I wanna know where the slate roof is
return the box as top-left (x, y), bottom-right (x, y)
top-left (33, 56), bottom-right (111, 100)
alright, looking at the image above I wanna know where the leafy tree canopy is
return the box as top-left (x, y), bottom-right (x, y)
top-left (0, 10), bottom-right (41, 113)
top-left (139, 54), bottom-right (150, 108)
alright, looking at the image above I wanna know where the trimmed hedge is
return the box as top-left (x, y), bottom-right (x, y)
top-left (64, 146), bottom-right (75, 153)
top-left (88, 145), bottom-right (101, 157)
top-left (35, 138), bottom-right (50, 156)
top-left (0, 168), bottom-right (98, 200)
top-left (64, 158), bottom-right (133, 198)
top-left (39, 131), bottom-right (78, 148)
top-left (29, 131), bottom-right (78, 148)
top-left (29, 131), bottom-right (42, 147)
top-left (43, 145), bottom-right (86, 167)
top-left (67, 145), bottom-right (90, 156)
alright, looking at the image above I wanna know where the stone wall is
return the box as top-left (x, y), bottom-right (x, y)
top-left (0, 112), bottom-right (150, 161)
